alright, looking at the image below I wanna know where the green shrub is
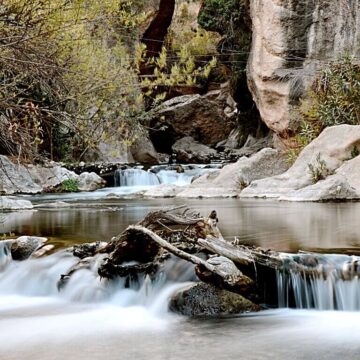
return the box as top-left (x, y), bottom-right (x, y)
top-left (308, 154), bottom-right (332, 184)
top-left (61, 179), bottom-right (79, 192)
top-left (308, 56), bottom-right (360, 127)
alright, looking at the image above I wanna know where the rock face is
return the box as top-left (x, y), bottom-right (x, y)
top-left (248, 0), bottom-right (360, 140)
top-left (169, 282), bottom-right (257, 316)
top-left (177, 148), bottom-right (289, 198)
top-left (241, 125), bottom-right (360, 201)
top-left (150, 94), bottom-right (236, 153)
top-left (172, 136), bottom-right (217, 163)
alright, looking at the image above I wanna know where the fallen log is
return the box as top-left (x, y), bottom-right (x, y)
top-left (128, 225), bottom-right (253, 291)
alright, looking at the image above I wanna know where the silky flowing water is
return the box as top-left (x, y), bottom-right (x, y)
top-left (2, 196), bottom-right (360, 359)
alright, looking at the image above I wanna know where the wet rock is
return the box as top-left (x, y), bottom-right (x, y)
top-left (0, 196), bottom-right (34, 210)
top-left (169, 282), bottom-right (258, 316)
top-left (241, 125), bottom-right (360, 200)
top-left (73, 241), bottom-right (108, 259)
top-left (11, 236), bottom-right (48, 261)
top-left (172, 136), bottom-right (217, 163)
top-left (78, 172), bottom-right (106, 192)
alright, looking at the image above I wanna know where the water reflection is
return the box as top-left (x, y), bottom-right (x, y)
top-left (1, 199), bottom-right (360, 252)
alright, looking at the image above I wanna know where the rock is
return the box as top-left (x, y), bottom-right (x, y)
top-left (228, 133), bottom-right (274, 158)
top-left (72, 241), bottom-right (108, 259)
top-left (177, 148), bottom-right (289, 198)
top-left (0, 196), bottom-right (34, 210)
top-left (169, 282), bottom-right (258, 316)
top-left (248, 0), bottom-right (360, 140)
top-left (28, 165), bottom-right (78, 191)
top-left (241, 125), bottom-right (360, 200)
top-left (78, 172), bottom-right (106, 191)
top-left (141, 184), bottom-right (181, 198)
top-left (130, 133), bottom-right (160, 164)
top-left (0, 156), bottom-right (42, 194)
top-left (11, 236), bottom-right (48, 261)
top-left (150, 94), bottom-right (235, 153)
top-left (172, 136), bottom-right (217, 163)
top-left (95, 141), bottom-right (134, 164)
top-left (279, 156), bottom-right (360, 202)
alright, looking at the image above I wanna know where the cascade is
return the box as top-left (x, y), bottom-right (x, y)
top-left (114, 168), bottom-right (160, 187)
top-left (0, 249), bottom-right (194, 310)
top-left (114, 164), bottom-right (221, 187)
top-left (277, 254), bottom-right (360, 311)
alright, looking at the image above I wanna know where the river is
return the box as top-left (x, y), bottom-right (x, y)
top-left (1, 190), bottom-right (360, 359)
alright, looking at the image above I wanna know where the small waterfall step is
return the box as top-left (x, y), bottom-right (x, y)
top-left (277, 253), bottom-right (360, 311)
top-left (114, 164), bottom-right (221, 187)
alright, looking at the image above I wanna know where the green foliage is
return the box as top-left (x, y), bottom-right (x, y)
top-left (308, 153), bottom-right (332, 184)
top-left (60, 179), bottom-right (79, 193)
top-left (198, 0), bottom-right (247, 35)
top-left (287, 56), bottom-right (359, 164)
top-left (308, 56), bottom-right (360, 127)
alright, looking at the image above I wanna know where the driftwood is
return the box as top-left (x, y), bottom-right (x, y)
top-left (58, 206), bottom-right (360, 309)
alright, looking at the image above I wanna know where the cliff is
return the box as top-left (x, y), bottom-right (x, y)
top-left (247, 0), bottom-right (360, 143)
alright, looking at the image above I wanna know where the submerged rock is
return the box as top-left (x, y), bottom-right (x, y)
top-left (169, 282), bottom-right (258, 316)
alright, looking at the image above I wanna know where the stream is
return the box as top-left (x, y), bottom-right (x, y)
top-left (1, 173), bottom-right (360, 359)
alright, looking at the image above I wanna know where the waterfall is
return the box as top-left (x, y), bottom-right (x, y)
top-left (114, 164), bottom-right (221, 188)
top-left (0, 249), bottom-right (194, 308)
top-left (277, 254), bottom-right (360, 311)
top-left (114, 168), bottom-right (161, 187)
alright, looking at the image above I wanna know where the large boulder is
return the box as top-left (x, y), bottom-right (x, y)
top-left (169, 282), bottom-right (258, 316)
top-left (0, 156), bottom-right (106, 194)
top-left (130, 133), bottom-right (160, 164)
top-left (279, 156), bottom-right (360, 202)
top-left (77, 172), bottom-right (106, 192)
top-left (28, 165), bottom-right (78, 191)
top-left (177, 148), bottom-right (289, 198)
top-left (150, 94), bottom-right (235, 153)
top-left (11, 236), bottom-right (48, 260)
top-left (172, 137), bottom-right (217, 163)
top-left (0, 156), bottom-right (41, 194)
top-left (241, 125), bottom-right (360, 200)
top-left (0, 196), bottom-right (34, 210)
top-left (248, 0), bottom-right (360, 141)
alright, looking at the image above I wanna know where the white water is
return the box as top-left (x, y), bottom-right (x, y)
top-left (277, 254), bottom-right (360, 311)
top-left (0, 246), bottom-right (194, 358)
top-left (114, 164), bottom-right (220, 187)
